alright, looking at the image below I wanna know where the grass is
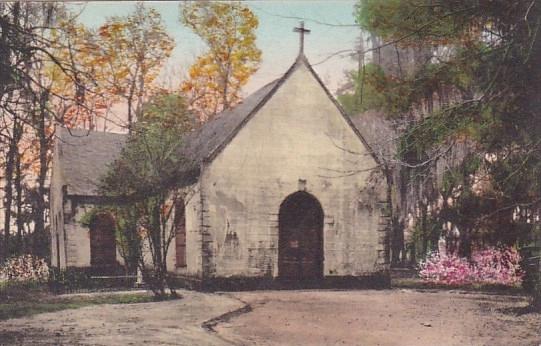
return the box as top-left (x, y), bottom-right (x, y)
top-left (0, 284), bottom-right (157, 321)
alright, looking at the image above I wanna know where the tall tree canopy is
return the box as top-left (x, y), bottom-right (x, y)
top-left (97, 3), bottom-right (174, 131)
top-left (354, 0), bottom-right (541, 255)
top-left (0, 2), bottom-right (101, 258)
top-left (46, 19), bottom-right (103, 129)
top-left (180, 1), bottom-right (261, 122)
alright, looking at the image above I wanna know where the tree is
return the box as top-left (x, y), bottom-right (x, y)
top-left (0, 2), bottom-right (59, 258)
top-left (46, 19), bottom-right (105, 130)
top-left (24, 5), bottom-right (101, 259)
top-left (180, 1), bottom-right (261, 121)
top-left (0, 2), bottom-right (42, 258)
top-left (0, 2), bottom-right (100, 259)
top-left (337, 33), bottom-right (427, 265)
top-left (99, 93), bottom-right (193, 297)
top-left (357, 0), bottom-right (541, 239)
top-left (355, 0), bottom-right (541, 304)
top-left (96, 3), bottom-right (174, 131)
top-left (141, 90), bottom-right (196, 134)
top-left (338, 63), bottom-right (392, 115)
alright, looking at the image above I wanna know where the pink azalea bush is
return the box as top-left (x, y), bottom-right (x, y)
top-left (0, 255), bottom-right (49, 283)
top-left (419, 246), bottom-right (524, 286)
top-left (419, 252), bottom-right (473, 285)
top-left (471, 247), bottom-right (523, 285)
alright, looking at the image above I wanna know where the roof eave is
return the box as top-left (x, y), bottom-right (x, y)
top-left (203, 57), bottom-right (305, 164)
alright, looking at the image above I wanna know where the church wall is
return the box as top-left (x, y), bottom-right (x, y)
top-left (55, 191), bottom-right (202, 276)
top-left (183, 183), bottom-right (204, 276)
top-left (117, 184), bottom-right (204, 276)
top-left (167, 184), bottom-right (204, 277)
top-left (63, 202), bottom-right (124, 268)
top-left (49, 190), bottom-right (65, 269)
top-left (49, 137), bottom-right (67, 269)
top-left (64, 203), bottom-right (91, 267)
top-left (200, 64), bottom-right (388, 279)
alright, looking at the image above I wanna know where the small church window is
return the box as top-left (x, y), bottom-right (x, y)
top-left (174, 199), bottom-right (187, 267)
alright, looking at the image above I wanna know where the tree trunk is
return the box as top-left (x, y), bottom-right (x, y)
top-left (126, 69), bottom-right (139, 133)
top-left (221, 51), bottom-right (233, 113)
top-left (3, 146), bottom-right (14, 260)
top-left (3, 118), bottom-right (22, 259)
top-left (14, 139), bottom-right (23, 254)
top-left (127, 97), bottom-right (133, 133)
top-left (385, 169), bottom-right (401, 266)
top-left (222, 71), bottom-right (230, 111)
top-left (32, 90), bottom-right (49, 259)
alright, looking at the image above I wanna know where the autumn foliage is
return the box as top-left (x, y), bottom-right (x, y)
top-left (96, 3), bottom-right (175, 130)
top-left (181, 1), bottom-right (261, 121)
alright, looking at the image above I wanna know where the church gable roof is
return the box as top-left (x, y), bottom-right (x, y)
top-left (55, 127), bottom-right (127, 196)
top-left (55, 54), bottom-right (378, 197)
top-left (181, 78), bottom-right (280, 165)
top-left (186, 53), bottom-right (379, 166)
top-left (53, 78), bottom-right (280, 197)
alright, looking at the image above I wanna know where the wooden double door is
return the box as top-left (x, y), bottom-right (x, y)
top-left (278, 192), bottom-right (324, 280)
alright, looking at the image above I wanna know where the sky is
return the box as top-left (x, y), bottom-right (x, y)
top-left (69, 1), bottom-right (362, 95)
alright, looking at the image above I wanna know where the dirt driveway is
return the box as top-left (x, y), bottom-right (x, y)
top-left (216, 289), bottom-right (541, 346)
top-left (0, 289), bottom-right (539, 346)
top-left (0, 290), bottom-right (243, 346)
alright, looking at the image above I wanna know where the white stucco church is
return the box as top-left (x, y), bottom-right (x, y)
top-left (49, 34), bottom-right (390, 289)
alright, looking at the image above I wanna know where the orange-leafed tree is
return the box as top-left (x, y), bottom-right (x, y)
top-left (46, 19), bottom-right (106, 130)
top-left (96, 3), bottom-right (174, 131)
top-left (180, 1), bottom-right (261, 122)
top-left (0, 2), bottom-right (104, 258)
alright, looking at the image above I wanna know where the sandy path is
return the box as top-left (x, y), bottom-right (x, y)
top-left (0, 290), bottom-right (243, 346)
top-left (0, 289), bottom-right (539, 346)
top-left (216, 289), bottom-right (541, 346)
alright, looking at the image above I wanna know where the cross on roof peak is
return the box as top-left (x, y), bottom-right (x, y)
top-left (293, 21), bottom-right (310, 55)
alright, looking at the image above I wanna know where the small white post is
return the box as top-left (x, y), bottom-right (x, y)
top-left (136, 267), bottom-right (143, 286)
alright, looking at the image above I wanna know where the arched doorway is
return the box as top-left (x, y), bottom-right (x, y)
top-left (278, 191), bottom-right (324, 280)
top-left (89, 212), bottom-right (117, 271)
